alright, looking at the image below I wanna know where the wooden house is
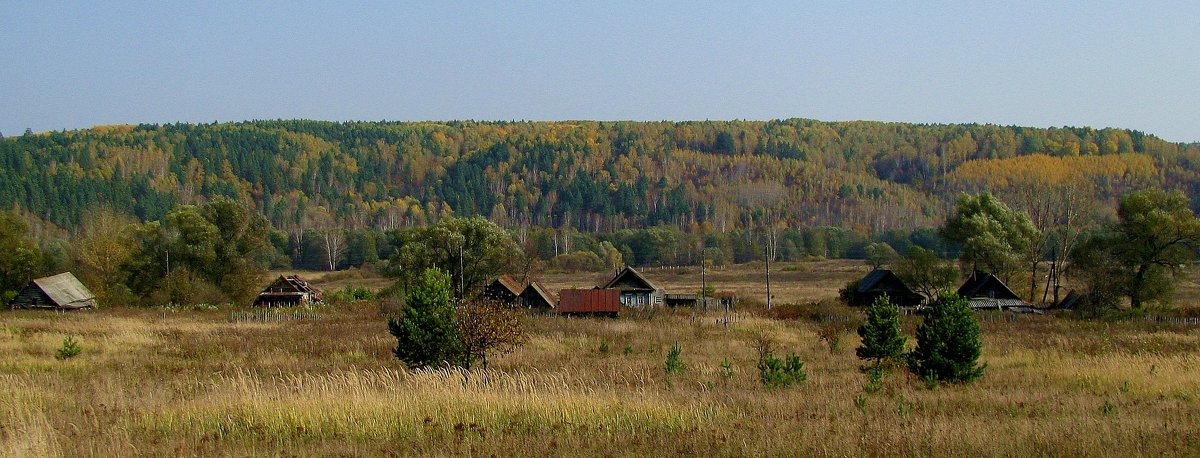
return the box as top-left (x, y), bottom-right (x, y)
top-left (483, 275), bottom-right (523, 306)
top-left (558, 288), bottom-right (620, 317)
top-left (519, 281), bottom-right (557, 310)
top-left (846, 269), bottom-right (923, 307)
top-left (603, 266), bottom-right (665, 308)
top-left (956, 271), bottom-right (1027, 309)
top-left (253, 275), bottom-right (323, 307)
top-left (9, 272), bottom-right (96, 310)
top-left (664, 293), bottom-right (724, 308)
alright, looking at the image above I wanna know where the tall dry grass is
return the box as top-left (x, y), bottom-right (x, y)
top-left (1, 299), bottom-right (1198, 456)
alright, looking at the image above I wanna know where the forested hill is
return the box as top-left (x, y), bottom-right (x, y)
top-left (2, 119), bottom-right (1198, 235)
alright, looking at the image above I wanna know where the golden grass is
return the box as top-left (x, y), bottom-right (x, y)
top-left (2, 264), bottom-right (1200, 456)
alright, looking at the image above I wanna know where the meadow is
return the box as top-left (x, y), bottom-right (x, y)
top-left (2, 261), bottom-right (1199, 457)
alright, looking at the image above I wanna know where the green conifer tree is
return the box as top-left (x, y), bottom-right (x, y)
top-left (388, 268), bottom-right (462, 369)
top-left (909, 294), bottom-right (985, 383)
top-left (855, 295), bottom-right (906, 367)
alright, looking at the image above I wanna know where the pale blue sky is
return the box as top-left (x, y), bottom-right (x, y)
top-left (3, 1), bottom-right (1198, 142)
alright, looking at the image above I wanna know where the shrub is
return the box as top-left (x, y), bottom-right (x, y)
top-left (328, 286), bottom-right (376, 303)
top-left (863, 365), bottom-right (884, 394)
top-left (758, 351), bottom-right (807, 388)
top-left (838, 279), bottom-right (860, 304)
top-left (55, 336), bottom-right (81, 360)
top-left (908, 294), bottom-right (985, 383)
top-left (856, 295), bottom-right (907, 367)
top-left (755, 336), bottom-right (806, 388)
top-left (818, 320), bottom-right (853, 354)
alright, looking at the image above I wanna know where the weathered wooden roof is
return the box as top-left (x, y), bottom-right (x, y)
top-left (1055, 290), bottom-right (1083, 309)
top-left (492, 275), bottom-right (523, 296)
top-left (603, 266), bottom-right (661, 292)
top-left (258, 275), bottom-right (322, 302)
top-left (520, 281), bottom-right (557, 308)
top-left (855, 269), bottom-right (916, 294)
top-left (957, 271), bottom-right (1022, 301)
top-left (966, 298), bottom-right (1029, 309)
top-left (30, 272), bottom-right (96, 308)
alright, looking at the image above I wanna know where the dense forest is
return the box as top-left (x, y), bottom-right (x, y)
top-left (2, 119), bottom-right (1198, 269)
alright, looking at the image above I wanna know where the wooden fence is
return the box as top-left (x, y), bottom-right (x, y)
top-left (1143, 315), bottom-right (1200, 326)
top-left (229, 310), bottom-right (323, 323)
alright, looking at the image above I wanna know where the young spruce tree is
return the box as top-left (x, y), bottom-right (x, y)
top-left (856, 295), bottom-right (906, 367)
top-left (388, 268), bottom-right (462, 369)
top-left (909, 294), bottom-right (985, 383)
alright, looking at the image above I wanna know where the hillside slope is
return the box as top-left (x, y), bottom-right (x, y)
top-left (2, 119), bottom-right (1197, 234)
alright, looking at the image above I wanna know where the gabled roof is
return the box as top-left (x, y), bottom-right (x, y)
top-left (855, 269), bottom-right (914, 294)
top-left (491, 275), bottom-right (523, 296)
top-left (1055, 290), bottom-right (1084, 309)
top-left (30, 272), bottom-right (95, 308)
top-left (260, 275), bottom-right (322, 301)
top-left (603, 266), bottom-right (661, 291)
top-left (520, 281), bottom-right (557, 308)
top-left (957, 271), bottom-right (1022, 301)
top-left (268, 275), bottom-right (319, 292)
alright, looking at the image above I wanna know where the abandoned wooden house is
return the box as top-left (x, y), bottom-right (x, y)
top-left (519, 281), bottom-right (557, 310)
top-left (956, 271), bottom-right (1028, 310)
top-left (557, 288), bottom-right (620, 317)
top-left (603, 266), bottom-right (665, 308)
top-left (483, 275), bottom-right (523, 306)
top-left (663, 293), bottom-right (726, 308)
top-left (252, 275), bottom-right (323, 307)
top-left (8, 272), bottom-right (96, 310)
top-left (845, 269), bottom-right (924, 307)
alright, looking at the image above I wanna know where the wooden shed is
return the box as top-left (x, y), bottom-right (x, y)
top-left (483, 275), bottom-right (523, 306)
top-left (253, 275), bottom-right (323, 307)
top-left (558, 288), bottom-right (620, 317)
top-left (9, 272), bottom-right (96, 310)
top-left (519, 281), bottom-right (557, 310)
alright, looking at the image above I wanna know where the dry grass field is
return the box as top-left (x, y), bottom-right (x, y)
top-left (3, 261), bottom-right (1200, 456)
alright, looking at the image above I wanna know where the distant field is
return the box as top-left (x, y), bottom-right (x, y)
top-left (535, 260), bottom-right (865, 305)
top-left (285, 259), bottom-right (1200, 311)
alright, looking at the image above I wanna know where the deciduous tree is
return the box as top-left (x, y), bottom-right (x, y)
top-left (895, 246), bottom-right (959, 300)
top-left (1072, 189), bottom-right (1200, 309)
top-left (388, 216), bottom-right (521, 300)
top-left (456, 299), bottom-right (526, 371)
top-left (941, 193), bottom-right (1038, 284)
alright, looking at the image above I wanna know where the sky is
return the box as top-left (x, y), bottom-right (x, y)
top-left (2, 1), bottom-right (1198, 142)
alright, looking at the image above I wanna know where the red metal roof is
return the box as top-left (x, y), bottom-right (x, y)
top-left (557, 288), bottom-right (620, 314)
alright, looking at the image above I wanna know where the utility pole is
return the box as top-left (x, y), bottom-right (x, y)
top-left (459, 239), bottom-right (465, 301)
top-left (765, 241), bottom-right (772, 310)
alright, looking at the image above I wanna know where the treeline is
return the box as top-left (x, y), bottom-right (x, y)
top-left (270, 222), bottom-right (947, 272)
top-left (2, 119), bottom-right (1197, 239)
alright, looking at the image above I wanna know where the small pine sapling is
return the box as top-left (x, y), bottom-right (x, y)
top-left (856, 295), bottom-right (907, 368)
top-left (664, 342), bottom-right (685, 385)
top-left (55, 336), bottom-right (82, 360)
